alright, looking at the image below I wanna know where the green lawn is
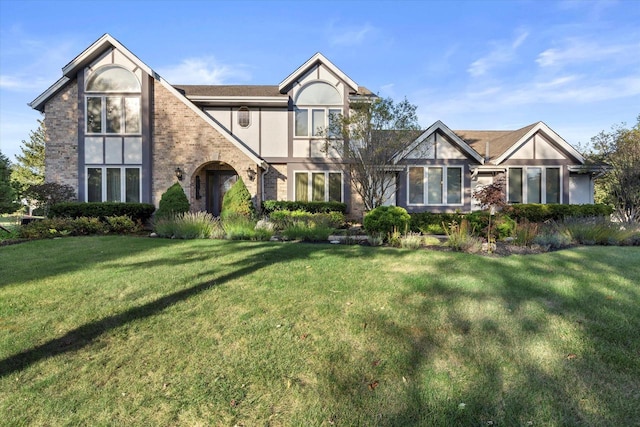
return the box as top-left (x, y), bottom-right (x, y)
top-left (1, 237), bottom-right (639, 426)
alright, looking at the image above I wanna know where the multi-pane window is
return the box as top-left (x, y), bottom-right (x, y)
top-left (508, 167), bottom-right (561, 204)
top-left (407, 166), bottom-right (463, 205)
top-left (295, 108), bottom-right (341, 137)
top-left (84, 65), bottom-right (142, 203)
top-left (87, 167), bottom-right (140, 203)
top-left (295, 171), bottom-right (342, 202)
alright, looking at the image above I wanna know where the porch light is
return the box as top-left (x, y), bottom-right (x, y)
top-left (175, 167), bottom-right (184, 181)
top-left (246, 167), bottom-right (256, 181)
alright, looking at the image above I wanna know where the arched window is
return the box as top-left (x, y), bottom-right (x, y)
top-left (84, 65), bottom-right (142, 204)
top-left (294, 82), bottom-right (342, 138)
top-left (86, 65), bottom-right (141, 92)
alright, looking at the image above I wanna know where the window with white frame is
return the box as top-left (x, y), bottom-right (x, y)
top-left (508, 167), bottom-right (561, 204)
top-left (407, 166), bottom-right (463, 205)
top-left (87, 167), bottom-right (141, 203)
top-left (84, 65), bottom-right (142, 202)
top-left (294, 81), bottom-right (342, 138)
top-left (294, 171), bottom-right (342, 202)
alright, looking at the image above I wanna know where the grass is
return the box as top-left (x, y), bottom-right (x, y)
top-left (1, 237), bottom-right (639, 426)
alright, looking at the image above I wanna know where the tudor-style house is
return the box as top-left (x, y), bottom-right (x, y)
top-left (30, 34), bottom-right (598, 219)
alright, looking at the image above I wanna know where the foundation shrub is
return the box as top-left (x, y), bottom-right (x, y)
top-left (221, 177), bottom-right (256, 220)
top-left (50, 202), bottom-right (155, 223)
top-left (155, 183), bottom-right (189, 219)
top-left (105, 215), bottom-right (141, 234)
top-left (363, 206), bottom-right (410, 236)
top-left (504, 203), bottom-right (613, 222)
top-left (262, 200), bottom-right (347, 214)
top-left (409, 212), bottom-right (464, 234)
top-left (269, 210), bottom-right (345, 231)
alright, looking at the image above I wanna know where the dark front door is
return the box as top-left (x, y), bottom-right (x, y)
top-left (206, 171), bottom-right (238, 216)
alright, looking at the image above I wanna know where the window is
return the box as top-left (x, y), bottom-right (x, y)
top-left (294, 171), bottom-right (342, 202)
top-left (508, 167), bottom-right (561, 204)
top-left (84, 66), bottom-right (142, 203)
top-left (86, 167), bottom-right (140, 203)
top-left (295, 107), bottom-right (341, 137)
top-left (407, 166), bottom-right (463, 206)
top-left (238, 107), bottom-right (250, 128)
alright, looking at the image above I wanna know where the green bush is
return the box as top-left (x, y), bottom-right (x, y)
top-left (221, 178), bottom-right (255, 220)
top-left (262, 200), bottom-right (347, 214)
top-left (504, 203), bottom-right (613, 222)
top-left (50, 202), bottom-right (155, 223)
top-left (105, 215), bottom-right (141, 234)
top-left (155, 183), bottom-right (190, 219)
top-left (222, 216), bottom-right (272, 241)
top-left (281, 221), bottom-right (333, 242)
top-left (18, 217), bottom-right (107, 239)
top-left (464, 212), bottom-right (515, 240)
top-left (410, 212), bottom-right (464, 234)
top-left (269, 210), bottom-right (345, 231)
top-left (363, 206), bottom-right (410, 236)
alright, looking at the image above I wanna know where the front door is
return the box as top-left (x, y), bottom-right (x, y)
top-left (206, 171), bottom-right (238, 216)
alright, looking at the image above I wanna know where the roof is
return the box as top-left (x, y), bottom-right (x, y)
top-left (278, 52), bottom-right (359, 93)
top-left (454, 123), bottom-right (537, 162)
top-left (174, 85), bottom-right (284, 97)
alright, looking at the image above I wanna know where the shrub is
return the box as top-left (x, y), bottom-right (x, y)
top-left (559, 217), bottom-right (634, 245)
top-left (18, 217), bottom-right (107, 239)
top-left (410, 212), bottom-right (464, 234)
top-left (400, 232), bottom-right (424, 249)
top-left (222, 216), bottom-right (272, 241)
top-left (50, 202), bottom-right (155, 223)
top-left (221, 178), bottom-right (255, 220)
top-left (443, 219), bottom-right (482, 253)
top-left (262, 200), bottom-right (347, 214)
top-left (25, 182), bottom-right (76, 216)
top-left (504, 203), bottom-right (613, 222)
top-left (363, 206), bottom-right (410, 236)
top-left (532, 232), bottom-right (572, 250)
top-left (106, 215), bottom-right (141, 234)
top-left (514, 220), bottom-right (539, 247)
top-left (154, 212), bottom-right (224, 239)
top-left (464, 212), bottom-right (515, 240)
top-left (281, 221), bottom-right (333, 242)
top-left (155, 183), bottom-right (189, 219)
top-left (269, 210), bottom-right (345, 231)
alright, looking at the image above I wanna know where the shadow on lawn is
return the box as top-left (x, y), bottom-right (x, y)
top-left (368, 248), bottom-right (640, 426)
top-left (0, 239), bottom-right (407, 378)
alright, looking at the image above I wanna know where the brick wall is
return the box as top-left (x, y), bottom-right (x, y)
top-left (44, 81), bottom-right (78, 195)
top-left (152, 83), bottom-right (259, 207)
top-left (263, 163), bottom-right (288, 201)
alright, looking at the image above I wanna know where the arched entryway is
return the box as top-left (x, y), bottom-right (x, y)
top-left (192, 161), bottom-right (238, 216)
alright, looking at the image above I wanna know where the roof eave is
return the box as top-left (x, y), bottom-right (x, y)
top-left (188, 96), bottom-right (289, 106)
top-left (29, 76), bottom-right (70, 112)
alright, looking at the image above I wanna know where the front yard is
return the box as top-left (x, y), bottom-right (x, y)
top-left (1, 237), bottom-right (639, 425)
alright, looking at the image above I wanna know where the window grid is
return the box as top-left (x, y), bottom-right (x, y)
top-left (507, 167), bottom-right (562, 204)
top-left (294, 171), bottom-right (343, 202)
top-left (407, 166), bottom-right (464, 206)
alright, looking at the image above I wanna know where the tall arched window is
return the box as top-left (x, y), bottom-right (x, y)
top-left (294, 81), bottom-right (342, 137)
top-left (84, 65), bottom-right (142, 203)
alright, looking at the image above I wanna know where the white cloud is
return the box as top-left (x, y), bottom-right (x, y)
top-left (536, 38), bottom-right (639, 68)
top-left (467, 29), bottom-right (529, 77)
top-left (0, 75), bottom-right (53, 91)
top-left (156, 57), bottom-right (251, 85)
top-left (329, 23), bottom-right (376, 46)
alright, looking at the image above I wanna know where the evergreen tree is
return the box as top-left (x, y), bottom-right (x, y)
top-left (0, 151), bottom-right (19, 214)
top-left (12, 119), bottom-right (46, 198)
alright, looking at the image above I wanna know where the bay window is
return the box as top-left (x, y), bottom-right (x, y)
top-left (508, 167), bottom-right (561, 204)
top-left (407, 166), bottom-right (463, 205)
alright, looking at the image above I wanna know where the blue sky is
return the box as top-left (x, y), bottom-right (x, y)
top-left (1, 0), bottom-right (639, 162)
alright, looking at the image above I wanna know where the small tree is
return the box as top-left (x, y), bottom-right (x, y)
top-left (24, 182), bottom-right (76, 217)
top-left (0, 151), bottom-right (19, 214)
top-left (588, 115), bottom-right (640, 224)
top-left (220, 177), bottom-right (255, 220)
top-left (472, 176), bottom-right (507, 251)
top-left (155, 183), bottom-right (190, 219)
top-left (324, 97), bottom-right (421, 211)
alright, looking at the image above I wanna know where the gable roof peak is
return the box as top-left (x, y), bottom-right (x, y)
top-left (278, 52), bottom-right (358, 93)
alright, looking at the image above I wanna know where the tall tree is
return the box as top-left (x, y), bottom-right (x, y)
top-left (12, 119), bottom-right (46, 197)
top-left (324, 97), bottom-right (420, 211)
top-left (589, 115), bottom-right (640, 224)
top-left (0, 151), bottom-right (19, 214)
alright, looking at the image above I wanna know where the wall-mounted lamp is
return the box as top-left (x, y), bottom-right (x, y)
top-left (175, 167), bottom-right (184, 181)
top-left (246, 167), bottom-right (256, 181)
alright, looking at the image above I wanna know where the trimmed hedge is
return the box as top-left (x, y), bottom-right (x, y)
top-left (363, 206), bottom-right (411, 235)
top-left (50, 202), bottom-right (155, 223)
top-left (155, 183), bottom-right (190, 219)
top-left (503, 203), bottom-right (613, 222)
top-left (262, 200), bottom-right (347, 214)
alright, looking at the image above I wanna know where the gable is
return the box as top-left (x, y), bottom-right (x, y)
top-left (279, 53), bottom-right (358, 95)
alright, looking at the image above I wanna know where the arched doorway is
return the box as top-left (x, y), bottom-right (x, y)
top-left (194, 162), bottom-right (238, 216)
